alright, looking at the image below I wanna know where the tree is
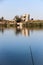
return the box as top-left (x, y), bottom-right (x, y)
top-left (0, 17), bottom-right (4, 21)
top-left (31, 18), bottom-right (33, 20)
top-left (1, 17), bottom-right (4, 20)
top-left (14, 15), bottom-right (22, 23)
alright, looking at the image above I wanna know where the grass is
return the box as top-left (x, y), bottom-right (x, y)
top-left (22, 20), bottom-right (43, 28)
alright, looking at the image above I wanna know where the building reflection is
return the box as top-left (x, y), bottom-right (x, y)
top-left (0, 25), bottom-right (30, 36)
top-left (22, 28), bottom-right (30, 36)
top-left (0, 25), bottom-right (36, 37)
top-left (0, 25), bottom-right (42, 37)
top-left (15, 26), bottom-right (30, 36)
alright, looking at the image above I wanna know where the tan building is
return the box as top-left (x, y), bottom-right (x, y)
top-left (21, 14), bottom-right (30, 22)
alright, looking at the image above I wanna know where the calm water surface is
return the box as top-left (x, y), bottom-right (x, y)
top-left (0, 27), bottom-right (43, 65)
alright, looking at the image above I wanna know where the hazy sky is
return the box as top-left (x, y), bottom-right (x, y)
top-left (0, 0), bottom-right (43, 20)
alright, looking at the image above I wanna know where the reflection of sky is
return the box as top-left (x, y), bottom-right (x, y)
top-left (0, 29), bottom-right (43, 65)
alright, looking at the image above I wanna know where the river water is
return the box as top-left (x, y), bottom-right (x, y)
top-left (0, 27), bottom-right (43, 65)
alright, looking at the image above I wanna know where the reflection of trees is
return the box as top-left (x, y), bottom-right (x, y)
top-left (15, 26), bottom-right (21, 35)
top-left (0, 25), bottom-right (42, 37)
top-left (0, 25), bottom-right (4, 33)
top-left (0, 29), bottom-right (4, 33)
top-left (0, 24), bottom-right (7, 34)
top-left (14, 26), bottom-right (30, 36)
top-left (0, 25), bottom-right (30, 36)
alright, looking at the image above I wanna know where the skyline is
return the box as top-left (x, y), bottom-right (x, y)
top-left (0, 0), bottom-right (43, 20)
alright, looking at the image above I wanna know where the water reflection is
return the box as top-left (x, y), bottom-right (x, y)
top-left (0, 25), bottom-right (43, 65)
top-left (0, 25), bottom-right (30, 36)
top-left (0, 25), bottom-right (43, 37)
top-left (15, 26), bottom-right (30, 36)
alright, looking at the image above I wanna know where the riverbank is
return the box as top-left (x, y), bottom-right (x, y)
top-left (0, 20), bottom-right (43, 28)
top-left (23, 20), bottom-right (43, 28)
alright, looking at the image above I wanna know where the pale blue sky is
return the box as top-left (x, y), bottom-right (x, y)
top-left (0, 0), bottom-right (43, 20)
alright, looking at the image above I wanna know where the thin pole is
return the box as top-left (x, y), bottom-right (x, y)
top-left (30, 46), bottom-right (34, 65)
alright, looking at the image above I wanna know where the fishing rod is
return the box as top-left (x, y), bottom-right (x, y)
top-left (30, 46), bottom-right (34, 65)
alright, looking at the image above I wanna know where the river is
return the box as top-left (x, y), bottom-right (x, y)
top-left (0, 26), bottom-right (43, 65)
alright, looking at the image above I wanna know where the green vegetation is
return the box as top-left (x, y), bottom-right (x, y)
top-left (22, 21), bottom-right (43, 28)
top-left (14, 15), bottom-right (22, 23)
top-left (0, 17), bottom-right (4, 21)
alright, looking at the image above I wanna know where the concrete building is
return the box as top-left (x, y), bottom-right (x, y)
top-left (21, 14), bottom-right (30, 22)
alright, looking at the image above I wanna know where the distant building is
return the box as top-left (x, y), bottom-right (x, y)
top-left (21, 14), bottom-right (30, 22)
